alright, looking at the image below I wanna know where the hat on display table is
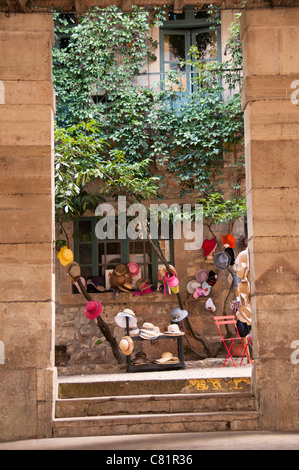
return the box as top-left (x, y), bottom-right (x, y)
top-left (115, 308), bottom-right (137, 328)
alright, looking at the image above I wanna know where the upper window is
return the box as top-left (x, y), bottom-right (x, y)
top-left (159, 6), bottom-right (221, 94)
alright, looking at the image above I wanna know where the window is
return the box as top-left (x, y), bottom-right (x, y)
top-left (159, 6), bottom-right (221, 94)
top-left (73, 217), bottom-right (174, 292)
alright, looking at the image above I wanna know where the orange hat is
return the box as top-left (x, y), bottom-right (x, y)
top-left (222, 234), bottom-right (236, 248)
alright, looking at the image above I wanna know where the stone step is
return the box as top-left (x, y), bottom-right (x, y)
top-left (58, 369), bottom-right (252, 399)
top-left (55, 392), bottom-right (256, 418)
top-left (53, 410), bottom-right (260, 438)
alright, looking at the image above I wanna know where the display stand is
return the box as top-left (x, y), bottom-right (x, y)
top-left (125, 318), bottom-right (185, 373)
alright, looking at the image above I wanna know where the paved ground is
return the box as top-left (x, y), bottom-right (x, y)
top-left (0, 431), bottom-right (298, 450)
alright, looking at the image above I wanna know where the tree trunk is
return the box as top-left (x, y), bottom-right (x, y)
top-left (77, 278), bottom-right (125, 364)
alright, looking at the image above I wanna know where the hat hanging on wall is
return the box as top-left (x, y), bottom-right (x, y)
top-left (170, 307), bottom-right (188, 323)
top-left (195, 268), bottom-right (209, 284)
top-left (58, 246), bottom-right (74, 267)
top-left (222, 234), bottom-right (236, 248)
top-left (66, 262), bottom-right (81, 280)
top-left (213, 251), bottom-right (231, 271)
top-left (207, 270), bottom-right (217, 286)
top-left (201, 238), bottom-right (217, 257)
top-left (186, 280), bottom-right (202, 294)
top-left (225, 247), bottom-right (235, 265)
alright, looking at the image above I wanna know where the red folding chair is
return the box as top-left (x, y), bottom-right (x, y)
top-left (214, 316), bottom-right (253, 367)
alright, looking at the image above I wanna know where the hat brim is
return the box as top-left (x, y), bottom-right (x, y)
top-left (115, 314), bottom-right (137, 328)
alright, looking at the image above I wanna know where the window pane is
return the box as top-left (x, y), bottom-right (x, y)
top-left (78, 244), bottom-right (92, 265)
top-left (78, 220), bottom-right (92, 241)
top-left (195, 30), bottom-right (218, 61)
top-left (164, 34), bottom-right (186, 62)
top-left (107, 242), bottom-right (121, 255)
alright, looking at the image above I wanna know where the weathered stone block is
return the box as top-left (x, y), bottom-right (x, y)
top-left (0, 105), bottom-right (54, 147)
top-left (0, 195), bottom-right (53, 243)
top-left (0, 301), bottom-right (54, 368)
top-left (0, 146), bottom-right (53, 195)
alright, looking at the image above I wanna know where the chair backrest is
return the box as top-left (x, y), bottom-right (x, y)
top-left (214, 315), bottom-right (236, 327)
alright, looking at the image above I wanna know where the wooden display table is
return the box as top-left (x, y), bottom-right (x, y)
top-left (125, 318), bottom-right (185, 373)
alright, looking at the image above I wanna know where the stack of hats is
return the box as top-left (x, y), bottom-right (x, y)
top-left (232, 248), bottom-right (252, 326)
top-left (114, 308), bottom-right (137, 328)
top-left (213, 234), bottom-right (236, 271)
top-left (186, 268), bottom-right (217, 299)
top-left (110, 264), bottom-right (133, 292)
top-left (131, 351), bottom-right (149, 365)
top-left (139, 322), bottom-right (161, 340)
top-left (132, 278), bottom-right (153, 297)
top-left (154, 352), bottom-right (179, 364)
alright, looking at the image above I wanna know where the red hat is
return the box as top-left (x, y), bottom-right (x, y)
top-left (202, 238), bottom-right (217, 257)
top-left (84, 301), bottom-right (102, 320)
top-left (222, 234), bottom-right (236, 248)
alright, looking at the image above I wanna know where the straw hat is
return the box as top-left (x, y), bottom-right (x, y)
top-left (155, 352), bottom-right (179, 364)
top-left (132, 351), bottom-right (149, 365)
top-left (110, 264), bottom-right (133, 291)
top-left (237, 306), bottom-right (252, 325)
top-left (164, 324), bottom-right (184, 336)
top-left (66, 262), bottom-right (81, 280)
top-left (158, 265), bottom-right (177, 280)
top-left (119, 336), bottom-right (134, 355)
top-left (57, 246), bottom-right (74, 267)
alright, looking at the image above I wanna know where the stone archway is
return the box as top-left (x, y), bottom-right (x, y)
top-left (0, 4), bottom-right (299, 441)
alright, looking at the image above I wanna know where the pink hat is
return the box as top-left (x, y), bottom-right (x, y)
top-left (127, 263), bottom-right (140, 277)
top-left (84, 301), bottom-right (102, 320)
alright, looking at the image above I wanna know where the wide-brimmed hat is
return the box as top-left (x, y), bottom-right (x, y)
top-left (237, 306), bottom-right (251, 325)
top-left (86, 276), bottom-right (105, 293)
top-left (186, 280), bottom-right (201, 294)
top-left (136, 278), bottom-right (153, 291)
top-left (139, 322), bottom-right (160, 339)
top-left (222, 234), bottom-right (236, 248)
top-left (202, 238), bottom-right (217, 257)
top-left (66, 262), bottom-right (81, 279)
top-left (57, 246), bottom-right (74, 266)
top-left (213, 252), bottom-right (231, 271)
top-left (127, 262), bottom-right (140, 277)
top-left (119, 336), bottom-right (134, 355)
top-left (164, 324), bottom-right (184, 336)
top-left (195, 269), bottom-right (209, 284)
top-left (84, 300), bottom-right (102, 320)
top-left (170, 308), bottom-right (188, 323)
top-left (115, 308), bottom-right (137, 328)
top-left (155, 351), bottom-right (179, 364)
